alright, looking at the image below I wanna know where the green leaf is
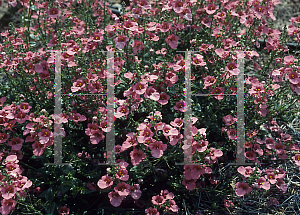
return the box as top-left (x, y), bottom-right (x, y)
top-left (29, 42), bottom-right (37, 47)
top-left (30, 34), bottom-right (35, 39)
top-left (44, 188), bottom-right (54, 201)
top-left (61, 181), bottom-right (71, 195)
top-left (45, 202), bottom-right (56, 215)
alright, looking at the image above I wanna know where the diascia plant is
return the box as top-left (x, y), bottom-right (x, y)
top-left (0, 0), bottom-right (300, 214)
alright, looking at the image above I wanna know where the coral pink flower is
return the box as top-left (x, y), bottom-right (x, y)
top-left (292, 154), bottom-right (300, 166)
top-left (203, 75), bottom-right (216, 89)
top-left (253, 177), bottom-right (270, 190)
top-left (130, 149), bottom-right (146, 166)
top-left (115, 167), bottom-right (129, 181)
top-left (224, 199), bottom-right (234, 208)
top-left (172, 1), bottom-right (186, 13)
top-left (205, 3), bottom-right (218, 15)
top-left (114, 35), bottom-right (129, 50)
top-left (8, 137), bottom-right (23, 151)
top-left (170, 118), bottom-right (184, 129)
top-left (38, 129), bottom-right (53, 145)
top-left (265, 172), bottom-right (277, 184)
top-left (138, 0), bottom-right (151, 9)
top-left (245, 151), bottom-right (257, 161)
top-left (276, 178), bottom-right (287, 193)
top-left (97, 174), bottom-right (113, 189)
top-left (58, 206), bottom-right (70, 215)
top-left (122, 133), bottom-right (138, 150)
top-left (225, 62), bottom-right (240, 75)
top-left (108, 191), bottom-right (124, 207)
top-left (149, 141), bottom-right (167, 158)
top-left (166, 199), bottom-right (179, 212)
top-left (226, 129), bottom-right (237, 140)
top-left (114, 182), bottom-right (130, 196)
top-left (90, 129), bottom-right (105, 145)
top-left (209, 87), bottom-right (225, 100)
top-left (0, 185), bottom-right (17, 199)
top-left (131, 40), bottom-right (144, 54)
top-left (133, 81), bottom-right (147, 95)
top-left (165, 34), bottom-right (179, 49)
top-left (182, 179), bottom-right (196, 190)
top-left (47, 8), bottom-right (61, 19)
top-left (158, 93), bottom-right (170, 105)
top-left (145, 207), bottom-right (159, 215)
top-left (222, 115), bottom-right (237, 126)
top-left (32, 141), bottom-right (47, 156)
top-left (159, 22), bottom-right (171, 33)
top-left (286, 70), bottom-right (300, 84)
top-left (17, 102), bottom-right (32, 113)
top-left (152, 195), bottom-right (165, 205)
top-left (70, 113), bottom-right (87, 125)
top-left (0, 133), bottom-right (9, 144)
top-left (137, 127), bottom-right (154, 143)
top-left (174, 100), bottom-right (186, 112)
top-left (160, 190), bottom-right (174, 200)
top-left (71, 79), bottom-right (86, 93)
top-left (0, 199), bottom-right (17, 215)
top-left (208, 147), bottom-right (223, 160)
top-left (235, 182), bottom-right (251, 196)
top-left (129, 184), bottom-right (142, 200)
top-left (237, 166), bottom-right (253, 178)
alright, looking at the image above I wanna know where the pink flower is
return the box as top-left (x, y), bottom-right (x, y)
top-left (158, 93), bottom-right (170, 105)
top-left (182, 179), bottom-right (196, 190)
top-left (131, 40), bottom-right (144, 54)
top-left (114, 35), bottom-right (129, 50)
top-left (226, 129), bottom-right (237, 140)
top-left (235, 182), bottom-right (251, 196)
top-left (8, 137), bottom-right (24, 151)
top-left (58, 206), bottom-right (70, 215)
top-left (149, 141), bottom-right (167, 158)
top-left (160, 190), bottom-right (174, 200)
top-left (205, 3), bottom-right (219, 15)
top-left (172, 1), bottom-right (186, 14)
top-left (208, 147), bottom-right (223, 160)
top-left (222, 115), bottom-right (237, 126)
top-left (165, 34), bottom-right (179, 49)
top-left (145, 207), bottom-right (159, 215)
top-left (108, 191), bottom-right (124, 207)
top-left (174, 100), bottom-right (186, 112)
top-left (114, 182), bottom-right (130, 196)
top-left (133, 81), bottom-right (148, 95)
top-left (245, 151), bottom-right (257, 161)
top-left (130, 149), bottom-right (146, 166)
top-left (71, 79), bottom-right (86, 93)
top-left (47, 8), bottom-right (61, 19)
top-left (253, 177), bottom-right (270, 190)
top-left (159, 22), bottom-right (171, 33)
top-left (97, 174), bottom-right (113, 189)
top-left (0, 185), bottom-right (17, 199)
top-left (129, 184), bottom-right (142, 200)
top-left (32, 141), bottom-right (47, 156)
top-left (292, 154), bottom-right (300, 166)
top-left (276, 178), bottom-right (287, 193)
top-left (152, 195), bottom-right (165, 205)
top-left (0, 199), bottom-right (17, 215)
top-left (138, 0), bottom-right (151, 9)
top-left (224, 199), bottom-right (234, 208)
top-left (237, 166), bottom-right (253, 178)
top-left (166, 199), bottom-right (179, 212)
top-left (115, 167), bottom-right (129, 181)
top-left (8, 0), bottom-right (17, 7)
top-left (265, 172), bottom-right (277, 184)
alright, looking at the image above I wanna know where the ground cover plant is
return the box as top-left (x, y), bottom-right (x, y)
top-left (0, 0), bottom-right (300, 214)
